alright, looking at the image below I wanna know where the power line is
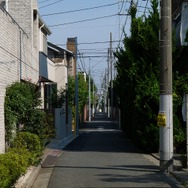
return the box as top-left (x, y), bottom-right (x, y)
top-left (79, 52), bottom-right (108, 54)
top-left (78, 50), bottom-right (87, 73)
top-left (0, 45), bottom-right (38, 72)
top-left (144, 0), bottom-right (149, 16)
top-left (77, 55), bottom-right (108, 58)
top-left (48, 14), bottom-right (118, 27)
top-left (79, 48), bottom-right (108, 51)
top-left (78, 40), bottom-right (121, 45)
top-left (56, 40), bottom-right (121, 46)
top-left (38, 0), bottom-right (51, 4)
top-left (39, 0), bottom-right (64, 9)
top-left (41, 2), bottom-right (119, 17)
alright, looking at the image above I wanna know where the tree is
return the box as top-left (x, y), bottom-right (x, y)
top-left (114, 0), bottom-right (160, 150)
top-left (68, 73), bottom-right (88, 121)
top-left (114, 0), bottom-right (188, 152)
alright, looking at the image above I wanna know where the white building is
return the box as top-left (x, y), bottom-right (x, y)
top-left (39, 41), bottom-right (74, 109)
top-left (0, 0), bottom-right (40, 153)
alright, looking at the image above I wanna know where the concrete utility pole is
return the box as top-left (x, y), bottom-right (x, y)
top-left (107, 48), bottom-right (110, 118)
top-left (92, 82), bottom-right (95, 116)
top-left (88, 58), bottom-right (91, 121)
top-left (159, 0), bottom-right (173, 173)
top-left (75, 37), bottom-right (79, 135)
top-left (110, 32), bottom-right (113, 119)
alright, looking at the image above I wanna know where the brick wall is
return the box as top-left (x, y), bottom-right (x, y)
top-left (0, 6), bottom-right (39, 153)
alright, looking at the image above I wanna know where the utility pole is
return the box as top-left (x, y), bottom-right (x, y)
top-left (110, 32), bottom-right (113, 119)
top-left (159, 0), bottom-right (173, 173)
top-left (107, 48), bottom-right (110, 118)
top-left (92, 82), bottom-right (95, 117)
top-left (75, 37), bottom-right (79, 135)
top-left (88, 58), bottom-right (91, 121)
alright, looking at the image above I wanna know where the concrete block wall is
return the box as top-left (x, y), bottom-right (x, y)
top-left (0, 6), bottom-right (39, 153)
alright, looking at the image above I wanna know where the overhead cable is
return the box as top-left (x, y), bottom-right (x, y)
top-left (38, 0), bottom-right (51, 4)
top-left (56, 40), bottom-right (121, 46)
top-left (48, 14), bottom-right (118, 27)
top-left (39, 0), bottom-right (64, 9)
top-left (41, 2), bottom-right (119, 17)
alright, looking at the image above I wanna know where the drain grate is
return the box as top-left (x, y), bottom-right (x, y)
top-left (42, 155), bottom-right (58, 168)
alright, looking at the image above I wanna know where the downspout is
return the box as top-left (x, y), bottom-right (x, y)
top-left (39, 23), bottom-right (45, 109)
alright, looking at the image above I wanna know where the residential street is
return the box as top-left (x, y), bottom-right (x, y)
top-left (40, 113), bottom-right (182, 188)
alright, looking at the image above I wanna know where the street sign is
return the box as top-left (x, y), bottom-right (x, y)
top-left (157, 112), bottom-right (166, 126)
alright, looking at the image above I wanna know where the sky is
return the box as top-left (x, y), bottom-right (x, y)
top-left (38, 0), bottom-right (150, 90)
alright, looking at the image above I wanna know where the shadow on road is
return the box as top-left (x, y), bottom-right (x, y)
top-left (64, 112), bottom-right (141, 153)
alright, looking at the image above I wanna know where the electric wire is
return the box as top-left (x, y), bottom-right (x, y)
top-left (38, 0), bottom-right (51, 4)
top-left (144, 0), bottom-right (149, 16)
top-left (48, 14), bottom-right (118, 27)
top-left (78, 50), bottom-right (87, 73)
top-left (0, 45), bottom-right (38, 73)
top-left (39, 0), bottom-right (64, 9)
top-left (56, 40), bottom-right (121, 46)
top-left (41, 2), bottom-right (119, 17)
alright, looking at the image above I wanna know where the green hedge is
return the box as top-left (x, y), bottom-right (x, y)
top-left (12, 132), bottom-right (42, 165)
top-left (0, 132), bottom-right (43, 188)
top-left (0, 149), bottom-right (28, 188)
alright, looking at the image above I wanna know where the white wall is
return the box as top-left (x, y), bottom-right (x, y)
top-left (54, 108), bottom-right (72, 140)
top-left (0, 6), bottom-right (39, 153)
top-left (39, 53), bottom-right (68, 91)
top-left (55, 63), bottom-right (68, 91)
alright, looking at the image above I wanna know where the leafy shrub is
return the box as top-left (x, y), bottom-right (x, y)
top-left (12, 132), bottom-right (42, 165)
top-left (44, 112), bottom-right (55, 140)
top-left (0, 164), bottom-right (10, 188)
top-left (0, 150), bottom-right (28, 188)
top-left (5, 81), bottom-right (54, 146)
top-left (22, 109), bottom-right (47, 141)
top-left (0, 132), bottom-right (43, 187)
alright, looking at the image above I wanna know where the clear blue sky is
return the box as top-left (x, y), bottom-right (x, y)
top-left (38, 0), bottom-right (149, 89)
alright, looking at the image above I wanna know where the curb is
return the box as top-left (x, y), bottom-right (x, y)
top-left (15, 134), bottom-right (77, 188)
top-left (144, 153), bottom-right (188, 187)
top-left (171, 170), bottom-right (188, 187)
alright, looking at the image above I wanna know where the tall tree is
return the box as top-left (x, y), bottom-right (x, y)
top-left (114, 0), bottom-right (160, 150)
top-left (68, 73), bottom-right (88, 121)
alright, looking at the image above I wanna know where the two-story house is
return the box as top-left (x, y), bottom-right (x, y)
top-left (0, 0), bottom-right (41, 153)
top-left (39, 39), bottom-right (75, 109)
top-left (0, 0), bottom-right (75, 152)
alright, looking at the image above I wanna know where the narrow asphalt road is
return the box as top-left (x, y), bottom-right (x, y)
top-left (46, 113), bottom-right (182, 188)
